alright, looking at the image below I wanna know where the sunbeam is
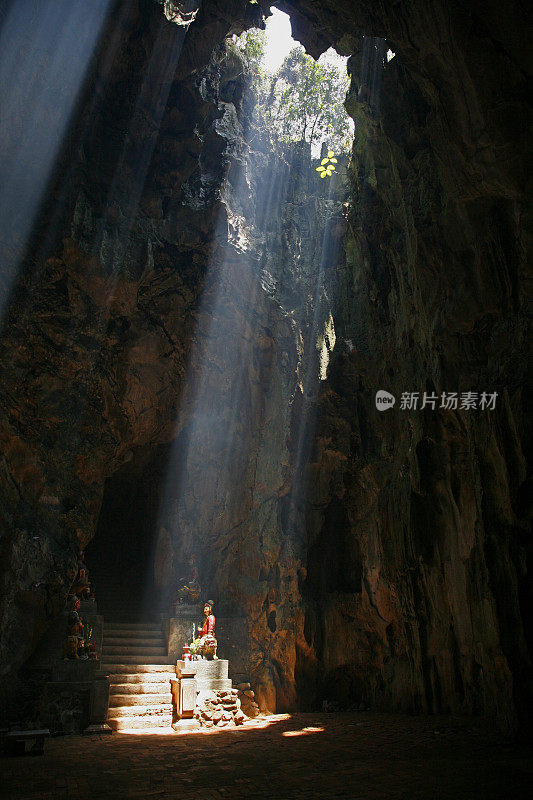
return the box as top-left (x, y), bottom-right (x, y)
top-left (0, 0), bottom-right (113, 318)
top-left (282, 175), bottom-right (343, 555)
top-left (154, 17), bottom-right (354, 659)
top-left (0, 0), bottom-right (528, 768)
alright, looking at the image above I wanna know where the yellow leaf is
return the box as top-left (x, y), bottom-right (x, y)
top-left (316, 166), bottom-right (325, 172)
top-left (320, 172), bottom-right (327, 178)
top-left (330, 158), bottom-right (338, 163)
top-left (321, 157), bottom-right (329, 165)
top-left (327, 150), bottom-right (334, 158)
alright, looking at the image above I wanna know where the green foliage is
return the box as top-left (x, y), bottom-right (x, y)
top-left (269, 48), bottom-right (350, 152)
top-left (235, 26), bottom-right (266, 71)
top-left (235, 30), bottom-right (352, 155)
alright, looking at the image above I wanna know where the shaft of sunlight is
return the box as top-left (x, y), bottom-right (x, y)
top-left (157, 94), bottom-right (304, 604)
top-left (154, 13), bottom-right (357, 612)
top-left (0, 2), bottom-right (197, 621)
top-left (282, 178), bottom-right (340, 551)
top-left (0, 0), bottom-right (112, 318)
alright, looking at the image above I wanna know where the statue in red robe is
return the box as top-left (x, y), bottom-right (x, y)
top-left (191, 600), bottom-right (217, 659)
top-left (199, 607), bottom-right (215, 637)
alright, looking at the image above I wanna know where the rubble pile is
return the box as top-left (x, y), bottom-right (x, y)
top-left (236, 683), bottom-right (260, 718)
top-left (193, 688), bottom-right (246, 728)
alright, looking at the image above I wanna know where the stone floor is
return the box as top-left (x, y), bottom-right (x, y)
top-left (2, 713), bottom-right (531, 800)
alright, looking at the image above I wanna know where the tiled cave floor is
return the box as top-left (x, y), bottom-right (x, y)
top-left (2, 713), bottom-right (531, 800)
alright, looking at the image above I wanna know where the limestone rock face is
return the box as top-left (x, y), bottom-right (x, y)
top-left (0, 0), bottom-right (238, 707)
top-left (0, 0), bottom-right (530, 733)
top-left (0, 0), bottom-right (338, 716)
top-left (284, 2), bottom-right (531, 732)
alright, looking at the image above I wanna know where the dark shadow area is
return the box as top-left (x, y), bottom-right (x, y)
top-left (86, 443), bottom-right (172, 622)
top-left (2, 712), bottom-right (531, 799)
top-left (306, 499), bottom-right (363, 598)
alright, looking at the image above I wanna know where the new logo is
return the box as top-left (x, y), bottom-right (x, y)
top-left (375, 390), bottom-right (396, 410)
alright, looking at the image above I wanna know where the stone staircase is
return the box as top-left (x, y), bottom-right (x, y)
top-left (100, 622), bottom-right (174, 733)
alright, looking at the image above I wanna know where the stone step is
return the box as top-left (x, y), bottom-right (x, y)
top-left (101, 609), bottom-right (155, 613)
top-left (102, 620), bottom-right (160, 626)
top-left (103, 622), bottom-right (156, 627)
top-left (102, 646), bottom-right (167, 657)
top-left (103, 640), bottom-right (166, 650)
top-left (99, 598), bottom-right (148, 603)
top-left (101, 655), bottom-right (174, 665)
top-left (103, 633), bottom-right (165, 643)
top-left (102, 611), bottom-right (158, 616)
top-left (99, 664), bottom-right (174, 675)
top-left (109, 682), bottom-right (171, 694)
top-left (103, 640), bottom-right (166, 649)
top-left (105, 619), bottom-right (163, 632)
top-left (109, 693), bottom-right (171, 707)
top-left (107, 674), bottom-right (175, 686)
top-left (108, 704), bottom-right (172, 719)
top-left (96, 601), bottom-right (139, 605)
top-left (108, 717), bottom-right (173, 733)
top-left (106, 652), bottom-right (170, 659)
top-left (103, 622), bottom-right (162, 629)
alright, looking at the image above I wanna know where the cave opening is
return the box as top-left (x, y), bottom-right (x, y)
top-left (234, 7), bottom-right (355, 158)
top-left (86, 444), bottom-right (172, 622)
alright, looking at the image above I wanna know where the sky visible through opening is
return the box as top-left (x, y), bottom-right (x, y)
top-left (259, 7), bottom-right (354, 155)
top-left (263, 7), bottom-right (394, 70)
top-left (263, 7), bottom-right (349, 74)
top-left (263, 7), bottom-right (294, 72)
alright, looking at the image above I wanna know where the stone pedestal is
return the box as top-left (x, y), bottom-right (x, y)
top-left (171, 660), bottom-right (200, 730)
top-left (171, 659), bottom-right (232, 730)
top-left (83, 675), bottom-right (111, 735)
top-left (171, 663), bottom-right (197, 719)
top-left (176, 659), bottom-right (232, 692)
top-left (38, 661), bottom-right (112, 736)
top-left (181, 659), bottom-right (232, 708)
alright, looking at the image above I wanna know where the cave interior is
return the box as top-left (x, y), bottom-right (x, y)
top-left (0, 0), bottom-right (531, 760)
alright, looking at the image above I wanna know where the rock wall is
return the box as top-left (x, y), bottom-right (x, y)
top-left (0, 0), bottom-right (530, 733)
top-left (283, 3), bottom-right (531, 733)
top-left (0, 0), bottom-right (253, 712)
top-left (0, 0), bottom-right (340, 717)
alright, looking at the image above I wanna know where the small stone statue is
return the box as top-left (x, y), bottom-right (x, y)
top-left (63, 596), bottom-right (85, 659)
top-left (175, 556), bottom-right (202, 606)
top-left (71, 551), bottom-right (91, 600)
top-left (190, 600), bottom-right (217, 660)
